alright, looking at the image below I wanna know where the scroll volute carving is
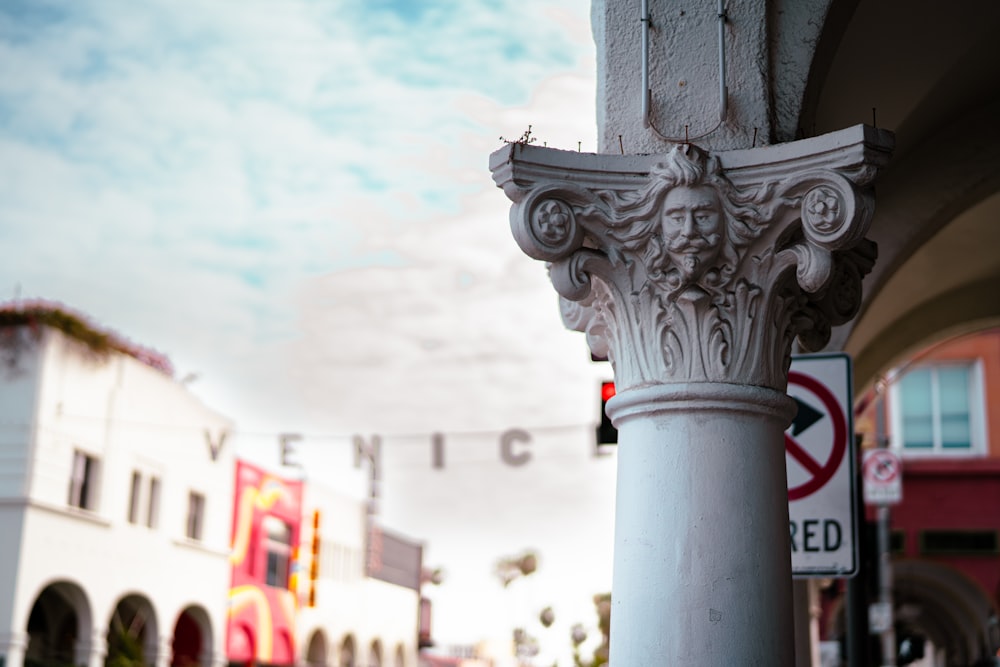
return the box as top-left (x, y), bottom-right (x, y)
top-left (504, 143), bottom-right (878, 392)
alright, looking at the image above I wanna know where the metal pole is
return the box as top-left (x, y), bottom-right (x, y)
top-left (640, 0), bottom-right (650, 128)
top-left (877, 503), bottom-right (896, 666)
top-left (792, 580), bottom-right (812, 667)
top-left (717, 0), bottom-right (728, 122)
top-left (845, 444), bottom-right (870, 667)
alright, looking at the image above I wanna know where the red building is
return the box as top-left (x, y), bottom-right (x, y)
top-left (226, 461), bottom-right (303, 667)
top-left (838, 328), bottom-right (1000, 665)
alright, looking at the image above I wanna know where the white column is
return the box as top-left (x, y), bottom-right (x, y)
top-left (209, 648), bottom-right (228, 667)
top-left (609, 384), bottom-right (795, 665)
top-left (0, 631), bottom-right (28, 667)
top-left (156, 635), bottom-right (173, 667)
top-left (490, 125), bottom-right (892, 665)
top-left (79, 631), bottom-right (107, 667)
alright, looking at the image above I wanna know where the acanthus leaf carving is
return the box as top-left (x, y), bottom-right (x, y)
top-left (494, 130), bottom-right (891, 391)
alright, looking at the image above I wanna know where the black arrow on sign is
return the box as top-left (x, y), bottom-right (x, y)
top-left (790, 397), bottom-right (824, 436)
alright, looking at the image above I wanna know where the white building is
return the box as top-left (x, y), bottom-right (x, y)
top-left (0, 309), bottom-right (426, 667)
top-left (296, 482), bottom-right (423, 667)
top-left (0, 318), bottom-right (235, 667)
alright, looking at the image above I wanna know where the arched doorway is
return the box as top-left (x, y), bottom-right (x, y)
top-left (892, 560), bottom-right (999, 665)
top-left (304, 630), bottom-right (327, 667)
top-left (393, 644), bottom-right (405, 667)
top-left (368, 640), bottom-right (381, 667)
top-left (339, 635), bottom-right (355, 667)
top-left (106, 594), bottom-right (158, 667)
top-left (24, 581), bottom-right (93, 667)
top-left (171, 605), bottom-right (212, 667)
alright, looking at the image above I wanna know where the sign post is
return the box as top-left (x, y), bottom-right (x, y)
top-left (864, 447), bottom-right (902, 665)
top-left (786, 354), bottom-right (858, 578)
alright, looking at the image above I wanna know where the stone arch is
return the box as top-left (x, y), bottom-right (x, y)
top-left (24, 580), bottom-right (94, 667)
top-left (227, 621), bottom-right (255, 667)
top-left (794, 0), bottom-right (863, 141)
top-left (393, 643), bottom-right (406, 667)
top-left (825, 560), bottom-right (999, 664)
top-left (274, 629), bottom-right (294, 667)
top-left (368, 638), bottom-right (382, 667)
top-left (893, 559), bottom-right (999, 664)
top-left (106, 593), bottom-right (159, 667)
top-left (339, 634), bottom-right (356, 667)
top-left (834, 100), bottom-right (1000, 357)
top-left (795, 0), bottom-right (1000, 365)
top-left (852, 276), bottom-right (1000, 388)
top-left (170, 604), bottom-right (213, 667)
top-left (303, 628), bottom-right (328, 667)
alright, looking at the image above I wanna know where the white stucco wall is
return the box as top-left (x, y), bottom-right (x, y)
top-left (591, 0), bottom-right (835, 153)
top-left (0, 327), bottom-right (235, 667)
top-left (298, 484), bottom-right (421, 667)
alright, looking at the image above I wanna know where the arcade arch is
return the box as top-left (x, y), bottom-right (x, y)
top-left (24, 581), bottom-right (93, 667)
top-left (798, 0), bottom-right (1000, 386)
top-left (170, 605), bottom-right (213, 667)
top-left (339, 635), bottom-right (355, 667)
top-left (893, 560), bottom-right (999, 666)
top-left (304, 629), bottom-right (328, 667)
top-left (105, 593), bottom-right (159, 667)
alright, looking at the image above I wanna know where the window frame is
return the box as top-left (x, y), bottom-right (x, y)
top-left (127, 471), bottom-right (142, 524)
top-left (888, 360), bottom-right (987, 458)
top-left (68, 450), bottom-right (100, 511)
top-left (186, 491), bottom-right (205, 541)
top-left (919, 530), bottom-right (999, 556)
top-left (263, 515), bottom-right (293, 588)
top-left (146, 476), bottom-right (161, 528)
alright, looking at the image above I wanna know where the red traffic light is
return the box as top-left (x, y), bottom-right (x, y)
top-left (601, 381), bottom-right (617, 402)
top-left (597, 381), bottom-right (618, 447)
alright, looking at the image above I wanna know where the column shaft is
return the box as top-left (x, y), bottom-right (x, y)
top-left (609, 384), bottom-right (795, 665)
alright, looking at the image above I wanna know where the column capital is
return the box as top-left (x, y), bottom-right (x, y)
top-left (490, 125), bottom-right (893, 391)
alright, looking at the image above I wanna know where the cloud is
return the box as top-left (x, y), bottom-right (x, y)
top-left (0, 2), bottom-right (612, 657)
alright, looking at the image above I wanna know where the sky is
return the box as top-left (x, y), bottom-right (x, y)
top-left (0, 0), bottom-right (616, 662)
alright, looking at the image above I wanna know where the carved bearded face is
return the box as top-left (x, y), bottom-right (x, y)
top-left (661, 185), bottom-right (725, 282)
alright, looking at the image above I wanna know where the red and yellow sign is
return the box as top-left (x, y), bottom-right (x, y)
top-left (226, 461), bottom-right (302, 666)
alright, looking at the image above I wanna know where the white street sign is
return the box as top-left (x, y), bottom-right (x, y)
top-left (868, 601), bottom-right (893, 633)
top-left (787, 354), bottom-right (858, 578)
top-left (862, 449), bottom-right (903, 505)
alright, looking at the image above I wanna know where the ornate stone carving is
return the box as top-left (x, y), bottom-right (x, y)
top-left (491, 125), bottom-right (893, 391)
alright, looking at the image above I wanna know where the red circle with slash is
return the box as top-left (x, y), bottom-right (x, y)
top-left (786, 370), bottom-right (848, 501)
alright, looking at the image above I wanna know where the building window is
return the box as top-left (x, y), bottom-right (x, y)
top-left (146, 476), bottom-right (161, 528)
top-left (127, 471), bottom-right (142, 524)
top-left (263, 516), bottom-right (292, 588)
top-left (891, 362), bottom-right (985, 456)
top-left (890, 530), bottom-right (906, 555)
top-left (920, 530), bottom-right (999, 555)
top-left (186, 492), bottom-right (205, 541)
top-left (68, 450), bottom-right (99, 510)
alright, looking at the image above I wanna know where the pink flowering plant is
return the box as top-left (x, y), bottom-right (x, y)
top-left (0, 299), bottom-right (174, 376)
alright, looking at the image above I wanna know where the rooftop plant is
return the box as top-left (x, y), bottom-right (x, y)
top-left (0, 299), bottom-right (174, 376)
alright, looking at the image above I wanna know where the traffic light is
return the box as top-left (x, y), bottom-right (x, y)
top-left (597, 381), bottom-right (618, 446)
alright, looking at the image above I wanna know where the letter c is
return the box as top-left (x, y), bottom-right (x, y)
top-left (500, 429), bottom-right (532, 467)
